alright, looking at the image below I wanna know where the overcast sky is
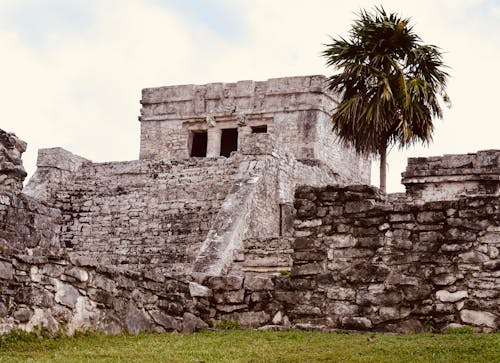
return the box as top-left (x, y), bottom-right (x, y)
top-left (1, 0), bottom-right (499, 192)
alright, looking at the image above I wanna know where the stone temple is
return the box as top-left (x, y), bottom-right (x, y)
top-left (0, 75), bottom-right (498, 334)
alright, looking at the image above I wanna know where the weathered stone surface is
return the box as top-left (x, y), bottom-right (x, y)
top-left (125, 304), bottom-right (153, 334)
top-left (189, 282), bottom-right (212, 297)
top-left (65, 267), bottom-right (89, 282)
top-left (55, 282), bottom-right (80, 308)
top-left (326, 287), bottom-right (355, 301)
top-left (341, 316), bottom-right (372, 330)
top-left (90, 275), bottom-right (116, 293)
top-left (432, 274), bottom-right (457, 286)
top-left (12, 308), bottom-right (33, 323)
top-left (0, 260), bottom-right (13, 280)
top-left (214, 289), bottom-right (245, 304)
top-left (483, 260), bottom-right (500, 270)
top-left (225, 311), bottom-right (270, 328)
top-left (69, 256), bottom-right (97, 268)
top-left (436, 290), bottom-right (468, 303)
top-left (150, 310), bottom-right (179, 331)
top-left (384, 319), bottom-right (425, 333)
top-left (459, 251), bottom-right (490, 264)
top-left (181, 312), bottom-right (208, 333)
top-left (292, 263), bottom-right (324, 276)
top-left (206, 276), bottom-right (243, 291)
top-left (25, 309), bottom-right (57, 334)
top-left (0, 302), bottom-right (7, 318)
top-left (460, 310), bottom-right (497, 328)
top-left (244, 276), bottom-right (274, 291)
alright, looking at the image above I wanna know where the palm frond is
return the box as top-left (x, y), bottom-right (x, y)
top-left (322, 6), bottom-right (450, 157)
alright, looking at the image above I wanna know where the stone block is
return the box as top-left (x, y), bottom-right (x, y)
top-left (150, 310), bottom-right (179, 331)
top-left (483, 260), bottom-right (500, 270)
top-left (341, 316), bottom-right (372, 330)
top-left (13, 308), bottom-right (33, 323)
top-left (326, 302), bottom-right (358, 316)
top-left (125, 304), bottom-right (154, 334)
top-left (224, 311), bottom-right (270, 328)
top-left (326, 287), bottom-right (355, 301)
top-left (385, 273), bottom-right (420, 286)
top-left (55, 282), bottom-right (80, 308)
top-left (292, 262), bottom-right (324, 276)
top-left (293, 237), bottom-right (321, 250)
top-left (356, 289), bottom-right (403, 306)
top-left (432, 274), bottom-right (457, 286)
top-left (216, 304), bottom-right (247, 313)
top-left (324, 235), bottom-right (357, 248)
top-left (417, 211), bottom-right (445, 223)
top-left (289, 305), bottom-right (322, 316)
top-left (436, 290), bottom-right (468, 303)
top-left (357, 236), bottom-right (385, 248)
top-left (446, 228), bottom-right (476, 242)
top-left (65, 267), bottom-right (89, 282)
top-left (206, 276), bottom-right (243, 291)
top-left (460, 310), bottom-right (497, 329)
top-left (189, 282), bottom-right (212, 297)
top-left (389, 213), bottom-right (414, 222)
top-left (345, 200), bottom-right (376, 213)
top-left (90, 275), bottom-right (116, 293)
top-left (214, 289), bottom-right (245, 304)
top-left (293, 251), bottom-right (325, 262)
top-left (244, 276), bottom-right (274, 291)
top-left (70, 255), bottom-right (98, 268)
top-left (459, 251), bottom-right (489, 264)
top-left (0, 302), bottom-right (7, 318)
top-left (294, 219), bottom-right (322, 229)
top-left (383, 319), bottom-right (424, 333)
top-left (0, 260), bottom-right (13, 280)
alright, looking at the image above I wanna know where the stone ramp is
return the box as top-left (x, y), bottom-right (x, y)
top-left (56, 158), bottom-right (239, 273)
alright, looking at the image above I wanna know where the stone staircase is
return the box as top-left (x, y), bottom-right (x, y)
top-left (55, 157), bottom-right (239, 273)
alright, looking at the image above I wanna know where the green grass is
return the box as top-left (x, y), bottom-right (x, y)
top-left (1, 330), bottom-right (499, 363)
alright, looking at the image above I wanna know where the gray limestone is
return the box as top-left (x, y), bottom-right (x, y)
top-left (0, 76), bottom-right (499, 335)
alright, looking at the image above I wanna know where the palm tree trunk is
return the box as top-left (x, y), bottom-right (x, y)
top-left (379, 144), bottom-right (387, 193)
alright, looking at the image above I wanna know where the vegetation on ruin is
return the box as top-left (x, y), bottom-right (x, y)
top-left (323, 7), bottom-right (450, 192)
top-left (1, 329), bottom-right (499, 362)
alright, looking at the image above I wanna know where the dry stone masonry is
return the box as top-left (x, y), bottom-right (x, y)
top-left (0, 75), bottom-right (498, 334)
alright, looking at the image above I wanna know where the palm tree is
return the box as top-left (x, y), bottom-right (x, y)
top-left (322, 7), bottom-right (450, 192)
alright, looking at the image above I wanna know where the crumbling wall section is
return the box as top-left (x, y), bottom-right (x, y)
top-left (0, 130), bottom-right (61, 254)
top-left (24, 148), bottom-right (90, 203)
top-left (402, 150), bottom-right (500, 201)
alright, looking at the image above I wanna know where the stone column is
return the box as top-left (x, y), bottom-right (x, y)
top-left (238, 126), bottom-right (252, 152)
top-left (206, 128), bottom-right (221, 157)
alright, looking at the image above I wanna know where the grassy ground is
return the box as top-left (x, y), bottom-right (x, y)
top-left (1, 329), bottom-right (499, 363)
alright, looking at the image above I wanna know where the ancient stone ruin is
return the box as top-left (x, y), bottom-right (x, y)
top-left (0, 75), bottom-right (498, 334)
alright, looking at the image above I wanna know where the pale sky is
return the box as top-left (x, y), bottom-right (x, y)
top-left (1, 0), bottom-right (499, 192)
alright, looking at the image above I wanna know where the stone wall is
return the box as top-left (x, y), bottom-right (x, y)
top-left (0, 183), bottom-right (498, 334)
top-left (288, 184), bottom-right (499, 332)
top-left (402, 150), bottom-right (500, 202)
top-left (0, 253), bottom-right (202, 335)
